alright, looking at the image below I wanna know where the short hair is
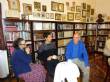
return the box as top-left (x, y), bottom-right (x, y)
top-left (13, 38), bottom-right (24, 49)
top-left (43, 32), bottom-right (51, 38)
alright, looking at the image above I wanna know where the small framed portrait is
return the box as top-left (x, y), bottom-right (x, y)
top-left (67, 12), bottom-right (74, 21)
top-left (34, 2), bottom-right (41, 11)
top-left (75, 13), bottom-right (81, 20)
top-left (71, 7), bottom-right (75, 12)
top-left (58, 3), bottom-right (64, 12)
top-left (82, 10), bottom-right (87, 17)
top-left (91, 9), bottom-right (94, 15)
top-left (50, 13), bottom-right (54, 19)
top-left (41, 12), bottom-right (46, 18)
top-left (72, 2), bottom-right (75, 7)
top-left (87, 12), bottom-right (90, 17)
top-left (23, 3), bottom-right (32, 15)
top-left (76, 6), bottom-right (81, 12)
top-left (42, 5), bottom-right (47, 12)
top-left (87, 5), bottom-right (91, 12)
top-left (51, 1), bottom-right (58, 11)
top-left (82, 3), bottom-right (86, 10)
top-left (55, 13), bottom-right (61, 20)
top-left (66, 2), bottom-right (69, 7)
top-left (7, 0), bottom-right (20, 11)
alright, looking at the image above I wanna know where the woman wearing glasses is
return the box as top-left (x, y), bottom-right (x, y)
top-left (11, 38), bottom-right (46, 82)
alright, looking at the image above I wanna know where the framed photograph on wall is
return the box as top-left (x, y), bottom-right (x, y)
top-left (58, 3), bottom-right (64, 12)
top-left (72, 2), bottom-right (75, 7)
top-left (50, 13), bottom-right (54, 19)
top-left (7, 0), bottom-right (20, 11)
top-left (75, 13), bottom-right (81, 20)
top-left (76, 6), bottom-right (81, 12)
top-left (55, 13), bottom-right (61, 20)
top-left (51, 1), bottom-right (58, 11)
top-left (42, 5), bottom-right (47, 12)
top-left (87, 4), bottom-right (91, 12)
top-left (82, 10), bottom-right (86, 17)
top-left (71, 7), bottom-right (75, 12)
top-left (34, 2), bottom-right (41, 11)
top-left (23, 3), bottom-right (32, 15)
top-left (91, 9), bottom-right (94, 15)
top-left (82, 3), bottom-right (86, 10)
top-left (67, 12), bottom-right (74, 21)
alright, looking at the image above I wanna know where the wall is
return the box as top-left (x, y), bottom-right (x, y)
top-left (0, 0), bottom-right (94, 20)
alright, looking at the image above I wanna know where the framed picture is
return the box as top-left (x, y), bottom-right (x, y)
top-left (72, 2), bottom-right (75, 7)
top-left (91, 9), bottom-right (94, 15)
top-left (42, 5), bottom-right (47, 12)
top-left (87, 5), bottom-right (91, 12)
top-left (50, 13), bottom-right (54, 19)
top-left (67, 12), bottom-right (74, 21)
top-left (58, 3), bottom-right (64, 12)
top-left (75, 13), bottom-right (81, 20)
top-left (76, 6), bottom-right (81, 12)
top-left (34, 2), bottom-right (41, 11)
top-left (55, 13), bottom-right (61, 20)
top-left (71, 7), bottom-right (75, 12)
top-left (23, 3), bottom-right (32, 15)
top-left (46, 13), bottom-right (49, 19)
top-left (66, 2), bottom-right (69, 7)
top-left (82, 10), bottom-right (86, 17)
top-left (51, 1), bottom-right (58, 11)
top-left (82, 3), bottom-right (86, 10)
top-left (87, 12), bottom-right (90, 17)
top-left (7, 0), bottom-right (20, 11)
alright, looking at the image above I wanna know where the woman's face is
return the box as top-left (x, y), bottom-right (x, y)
top-left (19, 40), bottom-right (26, 49)
top-left (45, 35), bottom-right (52, 43)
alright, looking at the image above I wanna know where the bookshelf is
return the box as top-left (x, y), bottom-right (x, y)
top-left (3, 18), bottom-right (110, 61)
top-left (3, 19), bottom-right (32, 57)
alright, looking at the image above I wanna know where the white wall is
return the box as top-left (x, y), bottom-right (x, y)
top-left (0, 0), bottom-right (94, 19)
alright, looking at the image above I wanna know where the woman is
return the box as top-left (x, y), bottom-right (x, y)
top-left (11, 38), bottom-right (46, 82)
top-left (38, 32), bottom-right (59, 78)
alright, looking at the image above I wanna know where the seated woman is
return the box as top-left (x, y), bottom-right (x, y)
top-left (38, 32), bottom-right (59, 78)
top-left (11, 38), bottom-right (46, 82)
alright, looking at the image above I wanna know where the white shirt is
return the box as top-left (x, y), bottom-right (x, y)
top-left (54, 60), bottom-right (80, 82)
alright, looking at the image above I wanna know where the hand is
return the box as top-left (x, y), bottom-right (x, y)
top-left (47, 56), bottom-right (52, 61)
top-left (52, 55), bottom-right (58, 59)
top-left (25, 47), bottom-right (30, 54)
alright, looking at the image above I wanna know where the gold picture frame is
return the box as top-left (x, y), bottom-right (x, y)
top-left (58, 3), bottom-right (64, 12)
top-left (75, 13), bottom-right (81, 20)
top-left (55, 13), bottom-right (61, 20)
top-left (71, 7), bottom-right (75, 12)
top-left (82, 3), bottom-right (86, 10)
top-left (76, 6), bottom-right (81, 12)
top-left (42, 5), bottom-right (47, 12)
top-left (7, 0), bottom-right (20, 11)
top-left (87, 4), bottom-right (91, 12)
top-left (23, 3), bottom-right (32, 15)
top-left (51, 1), bottom-right (58, 11)
top-left (67, 12), bottom-right (74, 21)
top-left (91, 9), bottom-right (94, 15)
top-left (34, 2), bottom-right (41, 11)
top-left (82, 10), bottom-right (86, 17)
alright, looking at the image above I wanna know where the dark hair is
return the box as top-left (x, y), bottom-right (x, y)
top-left (13, 38), bottom-right (24, 49)
top-left (43, 32), bottom-right (51, 38)
top-left (98, 14), bottom-right (103, 18)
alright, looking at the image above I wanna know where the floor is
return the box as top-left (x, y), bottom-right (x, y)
top-left (0, 55), bottom-right (110, 82)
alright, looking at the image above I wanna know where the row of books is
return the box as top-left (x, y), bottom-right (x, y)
top-left (33, 23), bottom-right (55, 30)
top-left (57, 24), bottom-right (73, 30)
top-left (98, 30), bottom-right (110, 35)
top-left (87, 30), bottom-right (96, 35)
top-left (5, 22), bottom-right (30, 31)
top-left (75, 24), bottom-right (86, 29)
top-left (58, 31), bottom-right (73, 38)
top-left (58, 39), bottom-right (71, 47)
top-left (5, 32), bottom-right (31, 41)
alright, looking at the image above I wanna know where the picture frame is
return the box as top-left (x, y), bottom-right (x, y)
top-left (82, 10), bottom-right (86, 17)
top-left (67, 12), bottom-right (74, 21)
top-left (55, 13), bottom-right (61, 20)
top-left (51, 1), bottom-right (58, 11)
top-left (76, 6), bottom-right (81, 12)
top-left (42, 5), bottom-right (47, 12)
top-left (34, 2), bottom-right (41, 11)
top-left (49, 13), bottom-right (54, 19)
top-left (58, 3), bottom-right (64, 12)
top-left (87, 4), bottom-right (91, 12)
top-left (7, 0), bottom-right (20, 12)
top-left (71, 7), bottom-right (75, 12)
top-left (23, 3), bottom-right (32, 15)
top-left (75, 13), bottom-right (81, 20)
top-left (91, 9), bottom-right (94, 15)
top-left (46, 13), bottom-right (49, 19)
top-left (66, 2), bottom-right (69, 7)
top-left (82, 3), bottom-right (86, 10)
top-left (72, 2), bottom-right (75, 7)
top-left (87, 12), bottom-right (90, 17)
